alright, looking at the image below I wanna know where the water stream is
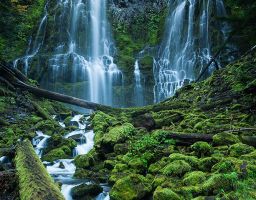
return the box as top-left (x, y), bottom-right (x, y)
top-left (32, 115), bottom-right (110, 200)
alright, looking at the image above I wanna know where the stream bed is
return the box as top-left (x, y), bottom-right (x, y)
top-left (32, 114), bottom-right (110, 200)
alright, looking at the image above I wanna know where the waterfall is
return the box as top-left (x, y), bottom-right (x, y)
top-left (14, 0), bottom-right (122, 106)
top-left (134, 60), bottom-right (144, 106)
top-left (153, 0), bottom-right (231, 102)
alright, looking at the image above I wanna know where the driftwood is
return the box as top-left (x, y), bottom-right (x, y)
top-left (0, 61), bottom-right (115, 112)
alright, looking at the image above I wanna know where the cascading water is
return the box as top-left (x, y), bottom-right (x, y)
top-left (133, 60), bottom-right (144, 106)
top-left (14, 0), bottom-right (122, 106)
top-left (33, 114), bottom-right (110, 200)
top-left (153, 0), bottom-right (232, 102)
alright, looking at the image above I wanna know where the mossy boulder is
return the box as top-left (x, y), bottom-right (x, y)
top-left (202, 172), bottom-right (238, 194)
top-left (99, 123), bottom-right (135, 153)
top-left (191, 142), bottom-right (212, 157)
top-left (42, 145), bottom-right (71, 162)
top-left (229, 143), bottom-right (254, 157)
top-left (153, 187), bottom-right (181, 200)
top-left (161, 160), bottom-right (191, 177)
top-left (211, 157), bottom-right (244, 174)
top-left (128, 157), bottom-right (147, 174)
top-left (169, 153), bottom-right (199, 168)
top-left (74, 149), bottom-right (96, 169)
top-left (213, 132), bottom-right (240, 145)
top-left (149, 157), bottom-right (169, 174)
top-left (110, 174), bottom-right (152, 200)
top-left (183, 171), bottom-right (207, 186)
top-left (71, 184), bottom-right (103, 199)
top-left (33, 120), bottom-right (60, 135)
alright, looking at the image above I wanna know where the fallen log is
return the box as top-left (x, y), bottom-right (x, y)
top-left (15, 140), bottom-right (65, 200)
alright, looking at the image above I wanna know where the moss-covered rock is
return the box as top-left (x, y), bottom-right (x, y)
top-left (99, 123), bottom-right (135, 153)
top-left (183, 171), bottom-right (207, 186)
top-left (42, 145), bottom-right (72, 162)
top-left (153, 187), bottom-right (181, 200)
top-left (169, 153), bottom-right (199, 168)
top-left (110, 174), bottom-right (152, 200)
top-left (229, 143), bottom-right (254, 157)
top-left (128, 157), bottom-right (147, 174)
top-left (202, 172), bottom-right (238, 194)
top-left (191, 142), bottom-right (212, 157)
top-left (213, 132), bottom-right (240, 145)
top-left (71, 184), bottom-right (103, 199)
top-left (161, 160), bottom-right (191, 177)
top-left (74, 149), bottom-right (96, 169)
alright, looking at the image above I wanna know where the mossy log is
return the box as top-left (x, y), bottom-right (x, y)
top-left (15, 140), bottom-right (64, 200)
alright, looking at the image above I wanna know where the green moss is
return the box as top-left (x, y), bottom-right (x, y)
top-left (183, 171), bottom-right (207, 186)
top-left (110, 174), bottom-right (152, 200)
top-left (241, 150), bottom-right (256, 161)
top-left (202, 172), bottom-right (238, 194)
top-left (128, 157), bottom-right (147, 174)
top-left (74, 149), bottom-right (96, 169)
top-left (169, 153), bottom-right (199, 168)
top-left (153, 187), bottom-right (181, 200)
top-left (15, 140), bottom-right (64, 200)
top-left (42, 145), bottom-right (72, 162)
top-left (151, 110), bottom-right (184, 128)
top-left (161, 160), bottom-right (191, 177)
top-left (92, 111), bottom-right (118, 143)
top-left (213, 132), bottom-right (240, 145)
top-left (99, 123), bottom-right (135, 152)
top-left (229, 143), bottom-right (254, 157)
top-left (191, 142), bottom-right (212, 157)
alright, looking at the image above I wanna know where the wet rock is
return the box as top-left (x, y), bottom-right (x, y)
top-left (71, 184), bottom-right (103, 199)
top-left (59, 162), bottom-right (65, 169)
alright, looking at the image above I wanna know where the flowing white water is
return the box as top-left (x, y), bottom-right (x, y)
top-left (153, 0), bottom-right (231, 102)
top-left (32, 131), bottom-right (51, 158)
top-left (134, 60), bottom-right (144, 106)
top-left (33, 115), bottom-right (109, 199)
